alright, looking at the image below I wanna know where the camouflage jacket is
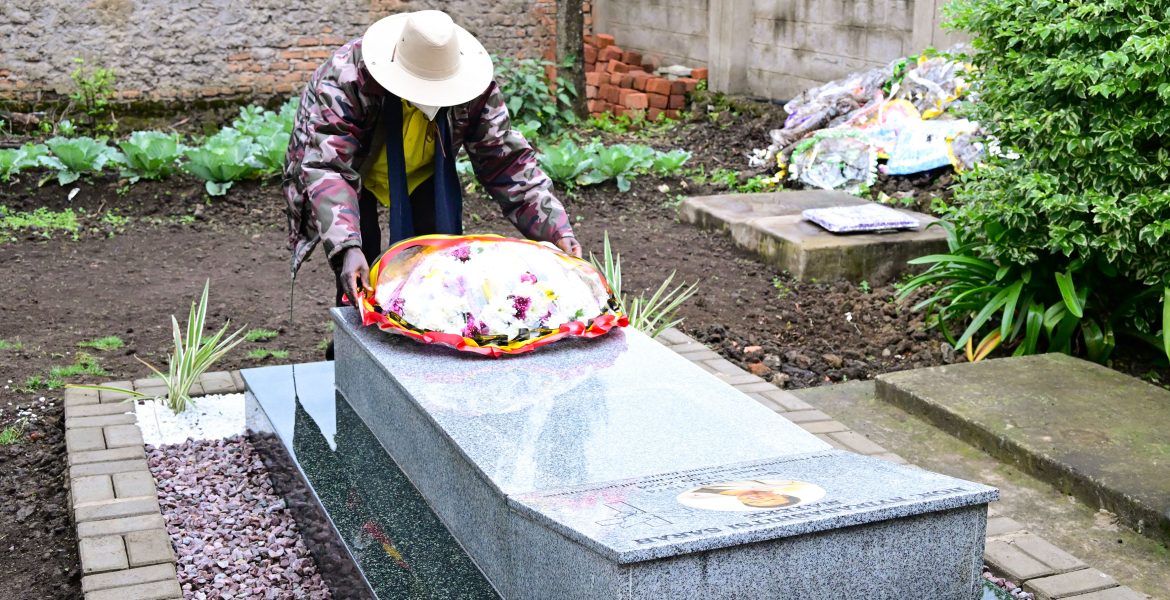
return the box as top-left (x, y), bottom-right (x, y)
top-left (282, 38), bottom-right (575, 276)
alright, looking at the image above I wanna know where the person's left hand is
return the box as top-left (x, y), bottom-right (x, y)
top-left (555, 235), bottom-right (583, 258)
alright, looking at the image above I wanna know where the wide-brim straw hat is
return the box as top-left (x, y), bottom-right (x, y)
top-left (362, 10), bottom-right (494, 107)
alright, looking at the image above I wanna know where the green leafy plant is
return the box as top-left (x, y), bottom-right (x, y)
top-left (69, 58), bottom-right (117, 133)
top-left (183, 129), bottom-right (260, 196)
top-left (495, 55), bottom-right (578, 139)
top-left (590, 232), bottom-right (699, 337)
top-left (771, 276), bottom-right (792, 299)
top-left (651, 149), bottom-right (692, 176)
top-left (927, 0), bottom-right (1170, 363)
top-left (0, 339), bottom-right (22, 350)
top-left (0, 206), bottom-right (80, 240)
top-left (116, 131), bottom-right (185, 183)
top-left (0, 143), bottom-right (49, 181)
top-left (68, 281), bottom-right (246, 414)
top-left (49, 352), bottom-right (107, 379)
top-left (0, 420), bottom-right (27, 445)
top-left (244, 328), bottom-right (279, 342)
top-left (859, 280), bottom-right (872, 295)
top-left (41, 137), bottom-right (114, 185)
top-left (78, 336), bottom-right (125, 351)
top-left (247, 348), bottom-right (289, 360)
top-left (580, 144), bottom-right (654, 192)
top-left (537, 139), bottom-right (593, 189)
top-left (231, 101), bottom-right (296, 176)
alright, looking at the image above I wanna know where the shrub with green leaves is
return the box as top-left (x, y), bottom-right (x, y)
top-left (495, 55), bottom-right (577, 139)
top-left (909, 0), bottom-right (1170, 361)
top-left (183, 128), bottom-right (260, 196)
top-left (231, 100), bottom-right (296, 176)
top-left (579, 144), bottom-right (655, 192)
top-left (0, 143), bottom-right (48, 181)
top-left (651, 149), bottom-right (691, 176)
top-left (41, 136), bottom-right (114, 185)
top-left (116, 131), bottom-right (185, 183)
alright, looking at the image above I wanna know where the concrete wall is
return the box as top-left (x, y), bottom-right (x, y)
top-left (594, 0), bottom-right (967, 100)
top-left (0, 0), bottom-right (557, 104)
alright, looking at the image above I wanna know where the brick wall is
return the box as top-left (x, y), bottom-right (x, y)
top-left (593, 0), bottom-right (967, 100)
top-left (0, 0), bottom-right (558, 104)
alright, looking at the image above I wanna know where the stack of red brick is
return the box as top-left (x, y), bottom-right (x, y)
top-left (583, 33), bottom-right (709, 121)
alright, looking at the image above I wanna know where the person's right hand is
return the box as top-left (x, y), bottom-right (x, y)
top-left (338, 247), bottom-right (371, 311)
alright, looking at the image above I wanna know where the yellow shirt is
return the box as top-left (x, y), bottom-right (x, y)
top-left (363, 100), bottom-right (436, 207)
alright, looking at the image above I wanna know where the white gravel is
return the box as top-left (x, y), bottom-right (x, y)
top-left (135, 393), bottom-right (245, 446)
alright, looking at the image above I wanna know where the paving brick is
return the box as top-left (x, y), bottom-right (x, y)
top-left (676, 348), bottom-right (721, 362)
top-left (783, 410), bottom-right (833, 424)
top-left (1062, 587), bottom-right (1149, 600)
top-left (67, 428), bottom-right (108, 453)
top-left (134, 386), bottom-right (167, 399)
top-left (986, 516), bottom-right (1026, 537)
top-left (79, 535), bottom-right (128, 574)
top-left (1007, 533), bottom-right (1087, 573)
top-left (798, 420), bottom-right (849, 434)
top-left (199, 371), bottom-right (236, 395)
top-left (125, 529), bottom-right (175, 567)
top-left (703, 358), bottom-right (744, 376)
top-left (872, 452), bottom-right (909, 464)
top-left (104, 424), bottom-right (145, 448)
top-left (65, 387), bottom-right (100, 407)
top-left (85, 579), bottom-right (182, 600)
top-left (1025, 569), bottom-right (1117, 599)
top-left (713, 372), bottom-right (765, 386)
top-left (733, 381), bottom-right (780, 394)
top-left (66, 402), bottom-right (135, 419)
top-left (78, 513), bottom-right (167, 538)
top-left (70, 458), bottom-right (150, 478)
top-left (230, 370), bottom-right (246, 392)
top-left (984, 539), bottom-right (1054, 581)
top-left (72, 475), bottom-right (115, 506)
top-left (99, 383), bottom-right (135, 403)
top-left (113, 471), bottom-right (157, 499)
top-left (132, 377), bottom-right (165, 391)
top-left (67, 414), bottom-right (137, 429)
top-left (815, 433), bottom-right (845, 449)
top-left (761, 389), bottom-right (813, 411)
top-left (82, 563), bottom-right (176, 593)
top-left (75, 496), bottom-right (161, 522)
top-left (70, 446), bottom-right (145, 466)
top-left (827, 431), bottom-right (886, 455)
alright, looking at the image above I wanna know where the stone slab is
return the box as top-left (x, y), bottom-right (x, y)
top-left (103, 424), bottom-right (144, 449)
top-left (75, 496), bottom-right (160, 522)
top-left (79, 535), bottom-right (128, 573)
top-left (82, 563), bottom-right (176, 593)
top-left (67, 428), bottom-right (108, 453)
top-left (876, 353), bottom-right (1170, 544)
top-left (125, 529), bottom-right (175, 567)
top-left (73, 475), bottom-right (115, 506)
top-left (729, 213), bottom-right (947, 284)
top-left (198, 370), bottom-right (237, 395)
top-left (77, 514), bottom-right (167, 538)
top-left (113, 471), bottom-right (157, 499)
top-left (329, 308), bottom-right (997, 599)
top-left (1025, 569), bottom-right (1118, 599)
top-left (680, 189), bottom-right (867, 232)
top-left (84, 579), bottom-right (182, 600)
top-left (69, 446), bottom-right (145, 466)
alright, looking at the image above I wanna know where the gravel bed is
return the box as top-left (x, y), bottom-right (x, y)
top-left (983, 566), bottom-right (1035, 599)
top-left (147, 435), bottom-right (332, 599)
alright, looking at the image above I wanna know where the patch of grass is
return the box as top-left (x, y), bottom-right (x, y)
top-left (78, 335), bottom-right (125, 351)
top-left (244, 328), bottom-right (279, 342)
top-left (0, 206), bottom-right (81, 241)
top-left (316, 337), bottom-right (331, 352)
top-left (0, 421), bottom-right (27, 445)
top-left (772, 276), bottom-right (792, 299)
top-left (18, 375), bottom-right (64, 392)
top-left (0, 339), bottom-right (22, 350)
top-left (49, 352), bottom-right (107, 379)
top-left (247, 349), bottom-right (289, 360)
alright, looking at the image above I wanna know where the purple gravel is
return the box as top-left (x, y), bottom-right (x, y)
top-left (147, 435), bottom-right (332, 600)
top-left (983, 566), bottom-right (1036, 599)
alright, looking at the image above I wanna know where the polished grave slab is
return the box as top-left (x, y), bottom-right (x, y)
top-left (331, 307), bottom-right (998, 599)
top-left (244, 361), bottom-right (498, 599)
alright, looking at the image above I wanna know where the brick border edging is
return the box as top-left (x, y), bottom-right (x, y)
top-left (655, 328), bottom-right (1148, 600)
top-left (63, 370), bottom-right (246, 600)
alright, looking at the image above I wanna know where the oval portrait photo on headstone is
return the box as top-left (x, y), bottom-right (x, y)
top-left (677, 479), bottom-right (827, 512)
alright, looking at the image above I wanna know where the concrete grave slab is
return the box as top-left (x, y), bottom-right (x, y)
top-left (315, 308), bottom-right (995, 599)
top-left (680, 190), bottom-right (946, 283)
top-left (876, 353), bottom-right (1170, 545)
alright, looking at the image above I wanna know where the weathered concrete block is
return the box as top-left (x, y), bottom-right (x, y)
top-left (81, 563), bottom-right (176, 593)
top-left (79, 535), bottom-right (128, 574)
top-left (74, 496), bottom-right (160, 523)
top-left (680, 190), bottom-right (865, 233)
top-left (1025, 569), bottom-right (1117, 599)
top-left (113, 471), bottom-right (157, 499)
top-left (103, 424), bottom-right (145, 449)
top-left (69, 446), bottom-right (146, 466)
top-left (84, 578), bottom-right (182, 600)
top-left (77, 514), bottom-right (167, 538)
top-left (72, 475), bottom-right (115, 506)
top-left (198, 370), bottom-right (236, 395)
top-left (124, 529), bottom-right (176, 567)
top-left (66, 428), bottom-right (107, 453)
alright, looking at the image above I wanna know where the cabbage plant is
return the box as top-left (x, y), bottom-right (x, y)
top-left (0, 143), bottom-right (49, 181)
top-left (116, 131), bottom-right (185, 183)
top-left (182, 128), bottom-right (259, 196)
top-left (537, 140), bottom-right (593, 189)
top-left (41, 137), bottom-right (114, 185)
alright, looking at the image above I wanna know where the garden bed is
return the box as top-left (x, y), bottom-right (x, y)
top-left (0, 107), bottom-right (1165, 599)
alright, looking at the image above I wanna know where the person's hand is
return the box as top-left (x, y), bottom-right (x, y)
top-left (338, 247), bottom-right (371, 311)
top-left (555, 235), bottom-right (583, 258)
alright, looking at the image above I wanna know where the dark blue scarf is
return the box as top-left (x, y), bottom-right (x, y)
top-left (383, 92), bottom-right (464, 245)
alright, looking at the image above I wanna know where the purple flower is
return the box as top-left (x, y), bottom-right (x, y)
top-left (462, 313), bottom-right (489, 338)
top-left (388, 297), bottom-right (405, 315)
top-left (511, 295), bottom-right (532, 320)
top-left (520, 272), bottom-right (537, 284)
top-left (451, 246), bottom-right (471, 262)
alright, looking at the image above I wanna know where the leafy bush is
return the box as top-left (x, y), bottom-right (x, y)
top-left (41, 137), bottom-right (114, 185)
top-left (230, 100), bottom-right (296, 176)
top-left (651, 149), bottom-right (692, 176)
top-left (116, 131), bottom-right (185, 183)
top-left (909, 0), bottom-right (1170, 361)
top-left (495, 55), bottom-right (577, 139)
top-left (537, 140), bottom-right (593, 189)
top-left (0, 143), bottom-right (48, 181)
top-left (69, 58), bottom-right (117, 134)
top-left (579, 144), bottom-right (655, 192)
top-left (183, 128), bottom-right (260, 196)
